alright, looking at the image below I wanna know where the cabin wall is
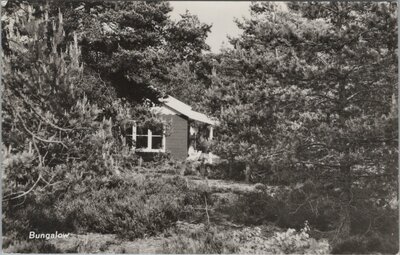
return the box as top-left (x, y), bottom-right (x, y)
top-left (161, 114), bottom-right (189, 160)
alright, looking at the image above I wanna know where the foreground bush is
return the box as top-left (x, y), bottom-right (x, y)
top-left (56, 174), bottom-right (208, 240)
top-left (3, 173), bottom-right (209, 251)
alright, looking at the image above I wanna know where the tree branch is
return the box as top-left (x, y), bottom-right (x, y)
top-left (10, 86), bottom-right (73, 132)
top-left (3, 175), bottom-right (41, 201)
top-left (15, 112), bottom-right (68, 149)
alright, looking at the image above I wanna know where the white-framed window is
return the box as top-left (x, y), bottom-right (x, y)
top-left (126, 123), bottom-right (166, 152)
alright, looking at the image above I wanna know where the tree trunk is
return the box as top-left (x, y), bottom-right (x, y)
top-left (336, 77), bottom-right (352, 240)
top-left (337, 163), bottom-right (352, 240)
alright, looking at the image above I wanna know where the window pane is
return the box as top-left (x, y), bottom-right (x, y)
top-left (136, 136), bottom-right (148, 149)
top-left (152, 136), bottom-right (163, 149)
top-left (151, 124), bottom-right (163, 136)
top-left (137, 127), bottom-right (147, 135)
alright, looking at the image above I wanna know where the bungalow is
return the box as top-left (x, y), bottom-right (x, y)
top-left (126, 96), bottom-right (218, 161)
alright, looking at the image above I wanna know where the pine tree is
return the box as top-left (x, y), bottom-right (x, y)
top-left (206, 2), bottom-right (398, 241)
top-left (1, 2), bottom-right (141, 211)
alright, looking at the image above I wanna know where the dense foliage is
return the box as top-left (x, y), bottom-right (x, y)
top-left (49, 0), bottom-right (211, 103)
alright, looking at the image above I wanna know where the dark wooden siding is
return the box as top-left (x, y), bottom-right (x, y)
top-left (162, 114), bottom-right (189, 160)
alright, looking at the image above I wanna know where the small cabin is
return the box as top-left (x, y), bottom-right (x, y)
top-left (126, 96), bottom-right (217, 161)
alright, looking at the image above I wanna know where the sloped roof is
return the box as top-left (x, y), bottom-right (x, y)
top-left (153, 96), bottom-right (218, 126)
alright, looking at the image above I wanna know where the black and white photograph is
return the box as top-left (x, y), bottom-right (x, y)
top-left (1, 0), bottom-right (398, 254)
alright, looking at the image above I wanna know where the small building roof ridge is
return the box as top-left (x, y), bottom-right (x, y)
top-left (161, 96), bottom-right (192, 111)
top-left (158, 95), bottom-right (217, 125)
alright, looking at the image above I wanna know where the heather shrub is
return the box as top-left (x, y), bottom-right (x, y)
top-left (151, 159), bottom-right (185, 175)
top-left (136, 151), bottom-right (171, 164)
top-left (216, 190), bottom-right (281, 225)
top-left (160, 226), bottom-right (239, 254)
top-left (222, 223), bottom-right (330, 254)
top-left (331, 234), bottom-right (399, 255)
top-left (183, 161), bottom-right (197, 176)
top-left (54, 174), bottom-right (207, 240)
top-left (230, 226), bottom-right (274, 253)
top-left (331, 210), bottom-right (399, 254)
top-left (214, 182), bottom-right (398, 254)
top-left (211, 160), bottom-right (246, 181)
top-left (3, 172), bottom-right (209, 248)
top-left (269, 222), bottom-right (330, 254)
top-left (161, 222), bottom-right (330, 254)
top-left (3, 240), bottom-right (61, 254)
